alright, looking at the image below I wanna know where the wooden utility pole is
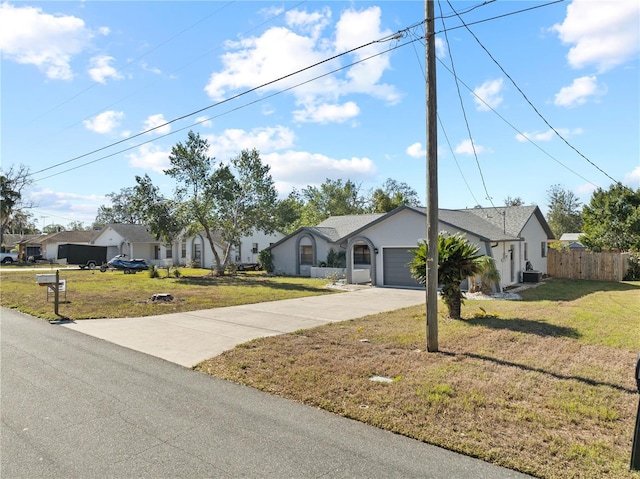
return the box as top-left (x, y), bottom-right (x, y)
top-left (425, 0), bottom-right (439, 352)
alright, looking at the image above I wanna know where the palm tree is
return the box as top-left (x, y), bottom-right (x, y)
top-left (469, 255), bottom-right (501, 294)
top-left (409, 232), bottom-right (484, 319)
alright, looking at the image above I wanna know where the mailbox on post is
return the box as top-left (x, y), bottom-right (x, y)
top-left (36, 274), bottom-right (57, 286)
top-left (35, 271), bottom-right (62, 317)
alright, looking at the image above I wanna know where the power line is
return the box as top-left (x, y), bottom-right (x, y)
top-left (436, 0), bottom-right (567, 35)
top-left (35, 1), bottom-right (308, 146)
top-left (435, 58), bottom-right (599, 188)
top-left (34, 37), bottom-right (424, 182)
top-left (438, 0), bottom-right (496, 208)
top-left (446, 0), bottom-right (619, 185)
top-left (406, 27), bottom-right (481, 206)
top-left (30, 0), bottom-right (573, 182)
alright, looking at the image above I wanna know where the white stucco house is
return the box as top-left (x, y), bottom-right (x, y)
top-left (92, 224), bottom-right (166, 266)
top-left (174, 229), bottom-right (285, 269)
top-left (267, 205), bottom-right (555, 290)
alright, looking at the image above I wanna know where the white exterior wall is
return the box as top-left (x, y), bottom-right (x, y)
top-left (270, 237), bottom-right (299, 275)
top-left (492, 241), bottom-right (520, 287)
top-left (520, 216), bottom-right (549, 275)
top-left (236, 230), bottom-right (284, 264)
top-left (354, 209), bottom-right (426, 287)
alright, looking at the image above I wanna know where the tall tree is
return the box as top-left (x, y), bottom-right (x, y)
top-left (369, 178), bottom-right (420, 213)
top-left (504, 196), bottom-right (524, 207)
top-left (0, 164), bottom-right (32, 246)
top-left (43, 224), bottom-right (64, 234)
top-left (581, 183), bottom-right (640, 252)
top-left (133, 174), bottom-right (184, 244)
top-left (66, 221), bottom-right (88, 231)
top-left (94, 187), bottom-right (145, 227)
top-left (298, 178), bottom-right (366, 227)
top-left (546, 184), bottom-right (583, 238)
top-left (161, 131), bottom-right (278, 274)
top-left (274, 190), bottom-right (304, 234)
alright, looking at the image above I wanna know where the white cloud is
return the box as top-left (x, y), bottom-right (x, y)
top-left (624, 166), bottom-right (640, 186)
top-left (98, 26), bottom-right (110, 36)
top-left (0, 3), bottom-right (93, 80)
top-left (554, 75), bottom-right (603, 107)
top-left (126, 143), bottom-right (171, 173)
top-left (435, 38), bottom-right (447, 59)
top-left (515, 128), bottom-right (583, 142)
top-left (406, 142), bottom-right (426, 158)
top-left (204, 6), bottom-right (400, 124)
top-left (205, 126), bottom-right (296, 161)
top-left (199, 125), bottom-right (376, 191)
top-left (455, 139), bottom-right (486, 155)
top-left (140, 61), bottom-right (162, 75)
top-left (143, 114), bottom-right (171, 135)
top-left (285, 6), bottom-right (331, 40)
top-left (263, 151), bottom-right (377, 192)
top-left (195, 116), bottom-right (212, 128)
top-left (576, 182), bottom-right (598, 195)
top-left (552, 0), bottom-right (640, 72)
top-left (473, 79), bottom-right (504, 111)
top-left (29, 187), bottom-right (105, 223)
top-left (293, 101), bottom-right (359, 123)
top-left (88, 55), bottom-right (123, 84)
top-left (83, 110), bottom-right (124, 134)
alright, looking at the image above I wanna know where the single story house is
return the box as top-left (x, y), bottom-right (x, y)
top-left (176, 229), bottom-right (285, 269)
top-left (91, 224), bottom-right (166, 266)
top-left (267, 205), bottom-right (555, 290)
top-left (29, 230), bottom-right (100, 262)
top-left (2, 233), bottom-right (42, 260)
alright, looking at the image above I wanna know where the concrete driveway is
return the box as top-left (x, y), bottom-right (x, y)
top-left (62, 287), bottom-right (425, 367)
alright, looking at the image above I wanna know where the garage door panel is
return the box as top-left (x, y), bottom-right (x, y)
top-left (383, 248), bottom-right (421, 287)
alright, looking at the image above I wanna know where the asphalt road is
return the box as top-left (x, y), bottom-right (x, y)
top-left (1, 307), bottom-right (531, 478)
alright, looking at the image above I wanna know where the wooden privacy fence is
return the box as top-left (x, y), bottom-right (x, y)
top-left (547, 249), bottom-right (630, 282)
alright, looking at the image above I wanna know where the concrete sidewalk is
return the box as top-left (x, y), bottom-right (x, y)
top-left (62, 287), bottom-right (425, 367)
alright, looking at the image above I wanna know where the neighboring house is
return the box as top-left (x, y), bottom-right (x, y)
top-left (235, 230), bottom-right (285, 266)
top-left (558, 233), bottom-right (585, 250)
top-left (176, 229), bottom-right (285, 269)
top-left (91, 224), bottom-right (166, 266)
top-left (30, 230), bottom-right (99, 262)
top-left (267, 205), bottom-right (555, 290)
top-left (2, 233), bottom-right (42, 259)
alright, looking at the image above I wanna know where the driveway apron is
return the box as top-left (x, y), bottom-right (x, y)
top-left (62, 287), bottom-right (425, 367)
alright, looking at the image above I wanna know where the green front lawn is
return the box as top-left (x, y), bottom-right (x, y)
top-left (196, 279), bottom-right (640, 479)
top-left (0, 267), bottom-right (336, 320)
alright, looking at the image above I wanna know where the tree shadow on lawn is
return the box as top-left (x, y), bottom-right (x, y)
top-left (517, 278), bottom-right (640, 302)
top-left (465, 315), bottom-right (580, 340)
top-left (175, 275), bottom-right (334, 294)
top-left (439, 349), bottom-right (637, 394)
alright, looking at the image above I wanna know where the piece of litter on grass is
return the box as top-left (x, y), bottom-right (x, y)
top-left (370, 376), bottom-right (393, 383)
top-left (359, 338), bottom-right (370, 343)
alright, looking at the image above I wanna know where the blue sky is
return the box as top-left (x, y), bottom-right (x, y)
top-left (1, 0), bottom-right (638, 229)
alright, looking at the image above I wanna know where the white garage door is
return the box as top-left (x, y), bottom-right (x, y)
top-left (382, 248), bottom-right (421, 287)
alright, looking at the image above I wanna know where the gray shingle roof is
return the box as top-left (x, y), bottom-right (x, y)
top-left (2, 233), bottom-right (42, 248)
top-left (268, 204), bottom-right (553, 250)
top-left (464, 205), bottom-right (554, 239)
top-left (32, 230), bottom-right (99, 245)
top-left (315, 213), bottom-right (386, 241)
top-left (438, 209), bottom-right (516, 241)
top-left (101, 224), bottom-right (159, 243)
